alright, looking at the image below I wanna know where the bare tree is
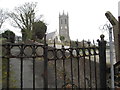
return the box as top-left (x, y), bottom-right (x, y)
top-left (8, 2), bottom-right (42, 41)
top-left (0, 9), bottom-right (8, 29)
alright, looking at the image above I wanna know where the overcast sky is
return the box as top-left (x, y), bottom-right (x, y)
top-left (0, 0), bottom-right (119, 41)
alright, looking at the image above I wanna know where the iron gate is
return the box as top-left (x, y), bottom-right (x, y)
top-left (1, 34), bottom-right (107, 89)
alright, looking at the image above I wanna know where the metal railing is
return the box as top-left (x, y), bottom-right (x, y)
top-left (1, 34), bottom-right (107, 89)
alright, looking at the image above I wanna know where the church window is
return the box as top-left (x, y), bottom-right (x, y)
top-left (61, 19), bottom-right (63, 24)
top-left (65, 26), bottom-right (67, 29)
top-left (65, 19), bottom-right (67, 24)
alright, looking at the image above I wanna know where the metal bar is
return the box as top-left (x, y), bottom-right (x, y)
top-left (6, 44), bottom-right (10, 90)
top-left (118, 15), bottom-right (120, 62)
top-left (20, 44), bottom-right (24, 90)
top-left (94, 52), bottom-right (97, 89)
top-left (97, 35), bottom-right (106, 88)
top-left (88, 41), bottom-right (92, 89)
top-left (62, 45), bottom-right (66, 87)
top-left (20, 58), bottom-right (23, 90)
top-left (93, 40), bottom-right (97, 89)
top-left (54, 39), bottom-right (57, 89)
top-left (6, 58), bottom-right (10, 90)
top-left (7, 58), bottom-right (10, 90)
top-left (33, 57), bottom-right (35, 89)
top-left (76, 41), bottom-right (80, 88)
top-left (83, 40), bottom-right (86, 89)
top-left (44, 34), bottom-right (48, 89)
top-left (70, 51), bottom-right (73, 89)
top-left (32, 45), bottom-right (36, 90)
top-left (70, 41), bottom-right (73, 89)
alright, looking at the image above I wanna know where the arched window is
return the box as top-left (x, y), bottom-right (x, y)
top-left (65, 26), bottom-right (67, 29)
top-left (65, 19), bottom-right (67, 24)
top-left (61, 19), bottom-right (62, 24)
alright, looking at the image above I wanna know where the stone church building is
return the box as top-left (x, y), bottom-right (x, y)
top-left (46, 11), bottom-right (70, 42)
top-left (46, 30), bottom-right (60, 42)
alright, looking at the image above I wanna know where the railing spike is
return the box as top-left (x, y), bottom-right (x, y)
top-left (54, 39), bottom-right (55, 47)
top-left (93, 40), bottom-right (95, 45)
top-left (76, 39), bottom-right (79, 47)
top-left (70, 40), bottom-right (72, 48)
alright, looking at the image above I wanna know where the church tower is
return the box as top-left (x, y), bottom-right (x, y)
top-left (59, 11), bottom-right (70, 42)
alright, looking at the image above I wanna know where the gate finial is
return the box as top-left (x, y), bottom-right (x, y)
top-left (100, 34), bottom-right (105, 41)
